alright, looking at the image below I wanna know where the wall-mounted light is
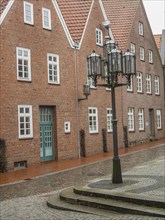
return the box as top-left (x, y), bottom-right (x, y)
top-left (78, 83), bottom-right (90, 101)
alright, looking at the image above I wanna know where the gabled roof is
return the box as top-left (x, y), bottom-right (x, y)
top-left (56, 0), bottom-right (93, 45)
top-left (154, 34), bottom-right (162, 51)
top-left (102, 0), bottom-right (140, 50)
top-left (0, 0), bottom-right (9, 16)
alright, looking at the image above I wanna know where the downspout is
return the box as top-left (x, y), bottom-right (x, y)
top-left (74, 42), bottom-right (81, 158)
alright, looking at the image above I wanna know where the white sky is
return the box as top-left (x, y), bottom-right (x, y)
top-left (143, 0), bottom-right (165, 34)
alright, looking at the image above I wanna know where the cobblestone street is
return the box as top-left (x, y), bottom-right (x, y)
top-left (0, 144), bottom-right (165, 220)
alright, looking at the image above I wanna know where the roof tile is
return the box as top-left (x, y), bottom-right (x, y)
top-left (56, 0), bottom-right (93, 43)
top-left (154, 34), bottom-right (162, 50)
top-left (0, 0), bottom-right (9, 16)
top-left (102, 0), bottom-right (140, 50)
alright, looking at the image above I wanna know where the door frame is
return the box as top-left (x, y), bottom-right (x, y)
top-left (40, 106), bottom-right (55, 161)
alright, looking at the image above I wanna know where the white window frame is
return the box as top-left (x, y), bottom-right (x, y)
top-left (140, 47), bottom-right (145, 61)
top-left (42, 7), bottom-right (51, 30)
top-left (154, 76), bottom-right (160, 95)
top-left (139, 22), bottom-right (144, 36)
top-left (130, 43), bottom-right (136, 54)
top-left (48, 53), bottom-right (60, 84)
top-left (107, 108), bottom-right (113, 132)
top-left (24, 1), bottom-right (34, 25)
top-left (128, 108), bottom-right (134, 132)
top-left (138, 108), bottom-right (144, 131)
top-left (127, 76), bottom-right (133, 92)
top-left (137, 72), bottom-right (143, 93)
top-left (146, 74), bottom-right (152, 94)
top-left (88, 107), bottom-right (98, 133)
top-left (96, 28), bottom-right (103, 46)
top-left (149, 50), bottom-right (153, 63)
top-left (156, 110), bottom-right (162, 129)
top-left (87, 77), bottom-right (96, 89)
top-left (16, 47), bottom-right (31, 81)
top-left (18, 105), bottom-right (33, 139)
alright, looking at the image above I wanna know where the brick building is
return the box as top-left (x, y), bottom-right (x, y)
top-left (0, 0), bottom-right (164, 170)
top-left (102, 0), bottom-right (165, 145)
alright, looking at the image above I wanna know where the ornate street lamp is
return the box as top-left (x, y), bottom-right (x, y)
top-left (87, 21), bottom-right (136, 184)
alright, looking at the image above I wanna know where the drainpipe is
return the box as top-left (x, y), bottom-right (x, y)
top-left (74, 42), bottom-right (81, 158)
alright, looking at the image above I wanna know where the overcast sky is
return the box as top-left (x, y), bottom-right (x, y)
top-left (143, 0), bottom-right (165, 34)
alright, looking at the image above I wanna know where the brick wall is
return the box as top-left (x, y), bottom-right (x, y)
top-left (122, 2), bottom-right (165, 144)
top-left (0, 0), bottom-right (79, 169)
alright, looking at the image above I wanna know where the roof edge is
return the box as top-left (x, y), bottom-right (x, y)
top-left (52, 0), bottom-right (75, 49)
top-left (124, 0), bottom-right (141, 51)
top-left (99, 0), bottom-right (114, 41)
top-left (78, 0), bottom-right (94, 48)
top-left (0, 0), bottom-right (15, 25)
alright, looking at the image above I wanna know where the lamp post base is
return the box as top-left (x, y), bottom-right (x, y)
top-left (112, 156), bottom-right (123, 184)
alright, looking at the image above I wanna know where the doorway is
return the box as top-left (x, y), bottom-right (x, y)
top-left (40, 107), bottom-right (54, 161)
top-left (149, 109), bottom-right (155, 140)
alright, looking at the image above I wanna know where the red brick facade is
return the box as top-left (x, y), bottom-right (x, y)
top-left (0, 0), bottom-right (164, 170)
top-left (122, 2), bottom-right (164, 143)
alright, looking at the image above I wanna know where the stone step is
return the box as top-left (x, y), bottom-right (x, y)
top-left (47, 192), bottom-right (122, 218)
top-left (57, 187), bottom-right (165, 218)
top-left (73, 186), bottom-right (165, 208)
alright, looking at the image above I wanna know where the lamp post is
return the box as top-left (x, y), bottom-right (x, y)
top-left (87, 21), bottom-right (136, 184)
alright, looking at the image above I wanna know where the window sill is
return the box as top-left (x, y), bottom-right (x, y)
top-left (48, 82), bottom-right (60, 85)
top-left (24, 22), bottom-right (34, 26)
top-left (19, 137), bottom-right (33, 140)
top-left (128, 130), bottom-right (135, 133)
top-left (17, 79), bottom-right (32, 83)
top-left (90, 86), bottom-right (97, 90)
top-left (43, 27), bottom-right (52, 31)
top-left (89, 131), bottom-right (99, 134)
top-left (127, 90), bottom-right (134, 93)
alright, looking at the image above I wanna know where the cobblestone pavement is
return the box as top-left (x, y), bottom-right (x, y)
top-left (0, 145), bottom-right (165, 220)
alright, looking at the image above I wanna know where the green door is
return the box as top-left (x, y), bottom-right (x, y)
top-left (40, 107), bottom-right (54, 161)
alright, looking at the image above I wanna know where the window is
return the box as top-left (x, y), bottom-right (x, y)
top-left (96, 28), bottom-right (103, 46)
top-left (42, 8), bottom-right (51, 30)
top-left (138, 108), bottom-right (144, 131)
top-left (24, 1), bottom-right (34, 25)
top-left (137, 72), bottom-right (143, 93)
top-left (88, 107), bottom-right (98, 133)
top-left (140, 47), bottom-right (145, 61)
top-left (156, 110), bottom-right (162, 129)
top-left (17, 47), bottom-right (31, 81)
top-left (18, 105), bottom-right (33, 139)
top-left (127, 76), bottom-right (133, 92)
top-left (149, 50), bottom-right (153, 63)
top-left (128, 108), bottom-right (134, 131)
top-left (48, 53), bottom-right (60, 84)
top-left (139, 22), bottom-right (144, 36)
top-left (130, 43), bottom-right (136, 54)
top-left (154, 76), bottom-right (160, 95)
top-left (88, 77), bottom-right (96, 88)
top-left (107, 108), bottom-right (113, 132)
top-left (146, 74), bottom-right (152, 94)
